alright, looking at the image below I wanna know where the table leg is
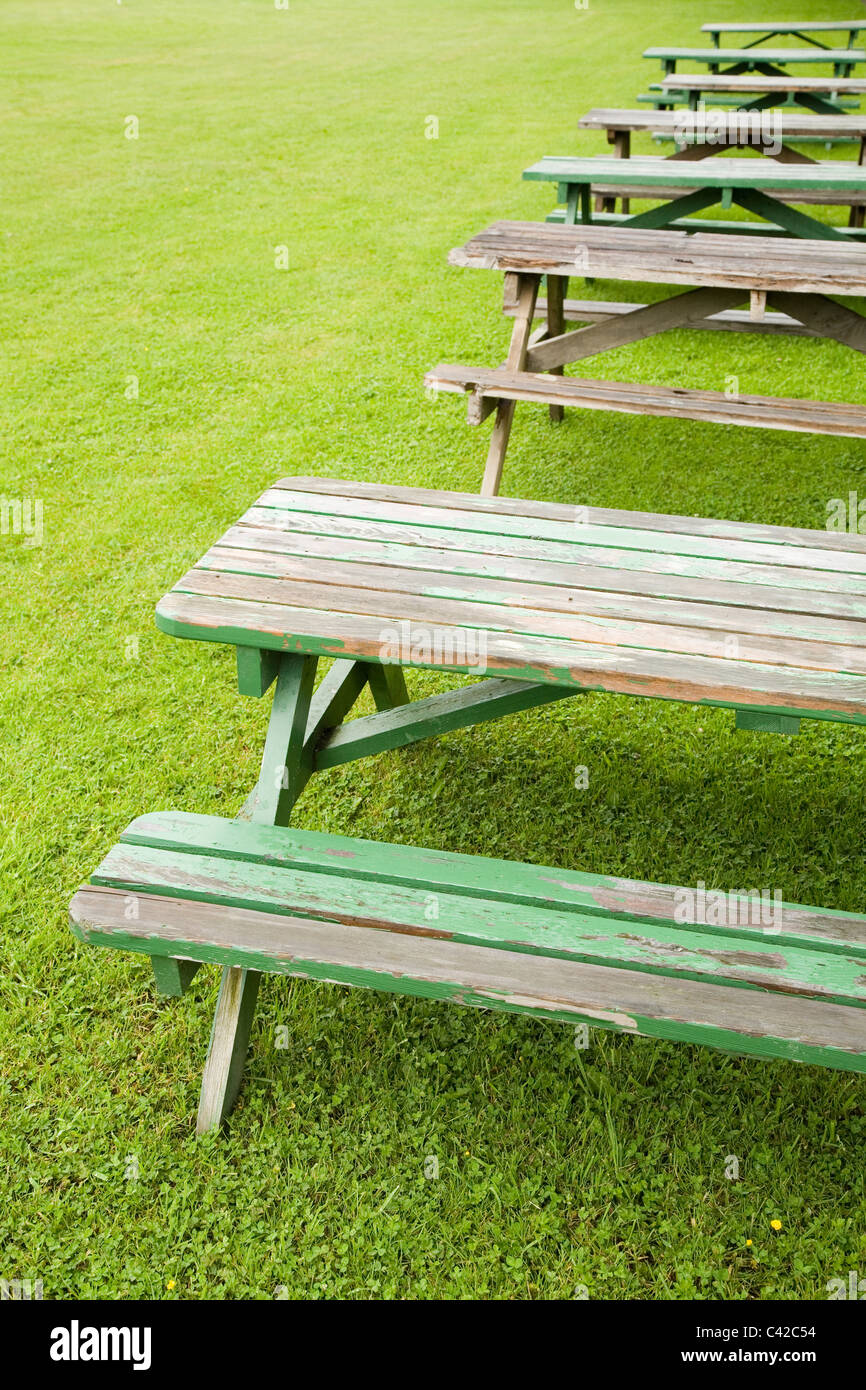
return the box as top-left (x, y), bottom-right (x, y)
top-left (613, 130), bottom-right (630, 214)
top-left (546, 274), bottom-right (566, 423)
top-left (482, 274), bottom-right (539, 496)
top-left (196, 967), bottom-right (261, 1135)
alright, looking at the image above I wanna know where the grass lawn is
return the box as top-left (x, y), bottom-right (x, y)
top-left (4, 0), bottom-right (866, 1301)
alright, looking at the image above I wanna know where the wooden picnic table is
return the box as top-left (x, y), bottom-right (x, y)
top-left (702, 21), bottom-right (866, 50)
top-left (524, 154), bottom-right (866, 239)
top-left (644, 45), bottom-right (866, 79)
top-left (70, 477), bottom-right (866, 1130)
top-left (655, 72), bottom-right (866, 116)
top-left (578, 108), bottom-right (866, 163)
top-left (425, 221), bottom-right (866, 493)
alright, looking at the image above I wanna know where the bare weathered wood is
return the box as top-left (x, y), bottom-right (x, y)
top-left (522, 296), bottom-right (814, 337)
top-left (71, 884), bottom-right (866, 1074)
top-left (545, 274), bottom-right (566, 421)
top-left (481, 274), bottom-right (538, 497)
top-left (448, 221), bottom-right (866, 295)
top-left (579, 108), bottom-right (866, 139)
top-left (195, 966), bottom-right (261, 1135)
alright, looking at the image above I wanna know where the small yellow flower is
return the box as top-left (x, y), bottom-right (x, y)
top-left (745, 1239), bottom-right (752, 1247)
top-left (770, 1220), bottom-right (782, 1232)
top-left (167, 1279), bottom-right (176, 1290)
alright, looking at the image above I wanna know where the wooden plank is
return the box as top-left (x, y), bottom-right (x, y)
top-left (219, 524), bottom-right (866, 623)
top-left (176, 565), bottom-right (866, 676)
top-left (235, 510), bottom-right (866, 602)
top-left (659, 74), bottom-right (866, 93)
top-left (154, 591), bottom-right (866, 723)
top-left (448, 221), bottom-right (866, 295)
top-left (578, 108), bottom-right (866, 137)
top-left (69, 887), bottom-right (866, 1072)
top-left (261, 476), bottom-right (866, 557)
top-left (121, 810), bottom-right (866, 954)
top-left (255, 486), bottom-right (866, 573)
top-left (204, 544), bottom-right (866, 645)
top-left (426, 364), bottom-right (866, 441)
top-left (86, 839), bottom-right (866, 1004)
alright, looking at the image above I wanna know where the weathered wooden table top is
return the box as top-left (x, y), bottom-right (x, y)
top-left (660, 73), bottom-right (866, 93)
top-left (155, 478), bottom-right (866, 723)
top-left (524, 154), bottom-right (866, 190)
top-left (448, 220), bottom-right (866, 292)
top-left (579, 108), bottom-right (866, 137)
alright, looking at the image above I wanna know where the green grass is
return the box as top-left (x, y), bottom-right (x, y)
top-left (3, 0), bottom-right (866, 1301)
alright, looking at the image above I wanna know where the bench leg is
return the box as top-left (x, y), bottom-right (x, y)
top-left (196, 966), bottom-right (261, 1135)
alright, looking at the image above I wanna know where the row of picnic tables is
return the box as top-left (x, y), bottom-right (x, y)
top-left (421, 15), bottom-right (866, 492)
top-left (69, 16), bottom-right (866, 1131)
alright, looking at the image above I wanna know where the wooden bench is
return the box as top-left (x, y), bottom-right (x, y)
top-left (643, 45), bottom-right (866, 79)
top-left (68, 478), bottom-right (866, 1131)
top-left (425, 221), bottom-right (866, 494)
top-left (70, 809), bottom-right (866, 1133)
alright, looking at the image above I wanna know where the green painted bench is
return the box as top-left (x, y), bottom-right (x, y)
top-left (71, 810), bottom-right (866, 1134)
top-left (69, 477), bottom-right (866, 1132)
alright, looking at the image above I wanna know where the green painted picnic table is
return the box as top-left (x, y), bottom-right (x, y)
top-left (69, 478), bottom-right (866, 1130)
top-left (702, 20), bottom-right (866, 50)
top-left (654, 72), bottom-right (866, 116)
top-left (644, 45), bottom-right (866, 79)
top-left (524, 154), bottom-right (866, 240)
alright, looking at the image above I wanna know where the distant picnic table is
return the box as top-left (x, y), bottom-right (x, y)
top-left (425, 221), bottom-right (866, 492)
top-left (644, 44), bottom-right (866, 79)
top-left (655, 72), bottom-right (866, 115)
top-left (524, 154), bottom-right (866, 240)
top-left (578, 108), bottom-right (866, 163)
top-left (702, 20), bottom-right (866, 50)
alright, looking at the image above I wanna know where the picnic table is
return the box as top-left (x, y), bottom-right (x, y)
top-left (525, 154), bottom-right (866, 239)
top-left (653, 72), bottom-right (866, 115)
top-left (578, 108), bottom-right (866, 162)
top-left (702, 20), bottom-right (866, 50)
top-left (425, 221), bottom-right (866, 493)
top-left (70, 477), bottom-right (866, 1131)
top-left (644, 45), bottom-right (866, 79)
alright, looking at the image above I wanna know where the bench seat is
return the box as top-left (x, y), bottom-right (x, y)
top-left (425, 364), bottom-right (866, 437)
top-left (70, 811), bottom-right (866, 1076)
